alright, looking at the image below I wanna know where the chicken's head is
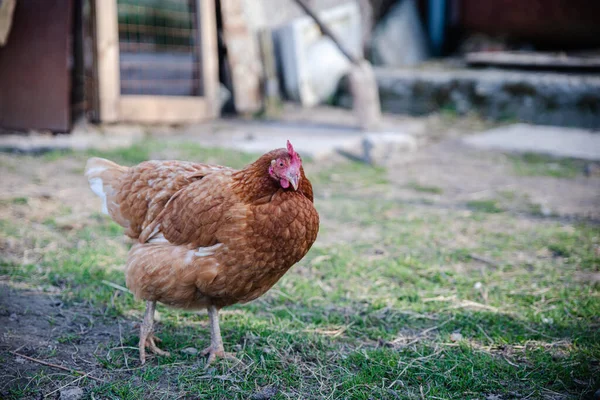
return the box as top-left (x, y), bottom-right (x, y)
top-left (269, 140), bottom-right (302, 190)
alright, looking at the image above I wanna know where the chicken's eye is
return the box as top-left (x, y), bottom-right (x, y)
top-left (278, 162), bottom-right (284, 167)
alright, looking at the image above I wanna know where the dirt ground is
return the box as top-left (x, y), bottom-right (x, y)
top-left (0, 282), bottom-right (122, 393)
top-left (386, 139), bottom-right (600, 221)
top-left (0, 119), bottom-right (599, 398)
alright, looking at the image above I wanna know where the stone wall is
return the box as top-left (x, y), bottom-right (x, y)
top-left (336, 67), bottom-right (600, 129)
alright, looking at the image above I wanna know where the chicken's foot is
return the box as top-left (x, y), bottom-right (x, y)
top-left (139, 300), bottom-right (170, 364)
top-left (202, 305), bottom-right (239, 367)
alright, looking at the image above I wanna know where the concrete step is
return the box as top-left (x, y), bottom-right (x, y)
top-left (463, 123), bottom-right (600, 161)
top-left (336, 66), bottom-right (600, 129)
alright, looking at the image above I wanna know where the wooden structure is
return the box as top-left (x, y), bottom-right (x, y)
top-left (466, 51), bottom-right (600, 70)
top-left (219, 0), bottom-right (262, 114)
top-left (0, 0), bottom-right (17, 46)
top-left (458, 0), bottom-right (600, 48)
top-left (93, 0), bottom-right (219, 124)
top-left (0, 0), bottom-right (74, 132)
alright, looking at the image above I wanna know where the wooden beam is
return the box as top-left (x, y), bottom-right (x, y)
top-left (198, 0), bottom-right (219, 118)
top-left (466, 51), bottom-right (600, 69)
top-left (258, 28), bottom-right (281, 117)
top-left (219, 0), bottom-right (262, 114)
top-left (94, 0), bottom-right (120, 122)
top-left (0, 0), bottom-right (16, 46)
top-left (120, 96), bottom-right (210, 123)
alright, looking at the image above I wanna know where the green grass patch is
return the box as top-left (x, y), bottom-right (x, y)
top-left (10, 197), bottom-right (28, 205)
top-left (16, 139), bottom-right (259, 170)
top-left (407, 181), bottom-right (443, 194)
top-left (312, 161), bottom-right (388, 187)
top-left (467, 199), bottom-right (504, 214)
top-left (509, 152), bottom-right (586, 178)
top-left (42, 149), bottom-right (74, 161)
top-left (84, 140), bottom-right (258, 169)
top-left (87, 143), bottom-right (152, 165)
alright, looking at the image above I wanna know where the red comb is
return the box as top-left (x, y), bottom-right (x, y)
top-left (287, 140), bottom-right (296, 156)
top-left (287, 140), bottom-right (301, 165)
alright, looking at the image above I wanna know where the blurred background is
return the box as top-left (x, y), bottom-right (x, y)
top-left (0, 0), bottom-right (599, 132)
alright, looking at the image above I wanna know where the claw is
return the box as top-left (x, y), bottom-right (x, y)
top-left (146, 334), bottom-right (170, 356)
top-left (201, 345), bottom-right (239, 368)
top-left (138, 301), bottom-right (170, 365)
top-left (139, 333), bottom-right (170, 365)
top-left (200, 305), bottom-right (242, 368)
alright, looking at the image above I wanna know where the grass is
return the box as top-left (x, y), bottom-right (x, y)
top-left (509, 152), bottom-right (586, 178)
top-left (11, 197), bottom-right (28, 205)
top-left (0, 141), bottom-right (599, 399)
top-left (406, 181), bottom-right (443, 195)
top-left (44, 140), bottom-right (258, 169)
top-left (467, 199), bottom-right (504, 214)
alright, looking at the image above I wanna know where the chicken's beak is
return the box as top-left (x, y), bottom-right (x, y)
top-left (287, 172), bottom-right (300, 191)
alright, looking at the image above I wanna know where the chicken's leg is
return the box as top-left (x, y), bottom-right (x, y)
top-left (139, 300), bottom-right (170, 364)
top-left (201, 305), bottom-right (238, 366)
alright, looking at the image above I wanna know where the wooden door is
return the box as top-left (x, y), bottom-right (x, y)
top-left (0, 0), bottom-right (73, 132)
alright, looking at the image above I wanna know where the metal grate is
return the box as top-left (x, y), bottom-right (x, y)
top-left (117, 0), bottom-right (203, 96)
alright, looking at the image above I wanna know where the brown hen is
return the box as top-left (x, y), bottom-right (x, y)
top-left (85, 141), bottom-right (319, 364)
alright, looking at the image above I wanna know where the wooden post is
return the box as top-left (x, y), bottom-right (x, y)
top-left (258, 29), bottom-right (281, 117)
top-left (198, 0), bottom-right (220, 118)
top-left (349, 60), bottom-right (381, 131)
top-left (219, 0), bottom-right (262, 114)
top-left (0, 0), bottom-right (16, 46)
top-left (94, 0), bottom-right (120, 122)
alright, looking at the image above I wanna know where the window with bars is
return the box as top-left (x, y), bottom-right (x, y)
top-left (117, 0), bottom-right (203, 97)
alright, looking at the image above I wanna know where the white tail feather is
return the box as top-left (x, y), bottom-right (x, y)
top-left (89, 177), bottom-right (109, 214)
top-left (84, 157), bottom-right (126, 216)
